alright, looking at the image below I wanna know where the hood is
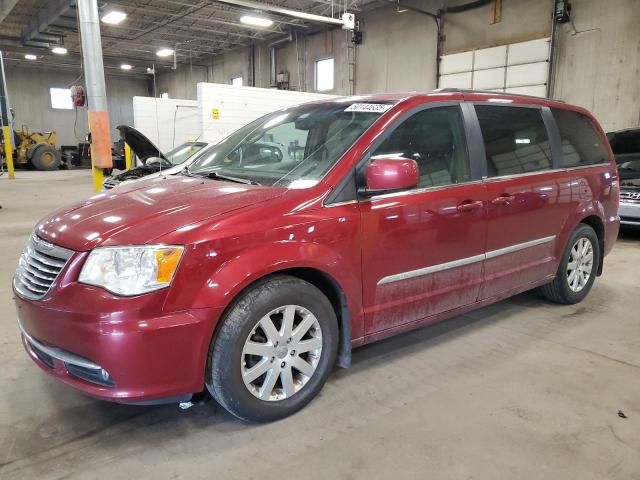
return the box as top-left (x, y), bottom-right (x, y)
top-left (36, 175), bottom-right (286, 251)
top-left (116, 125), bottom-right (166, 163)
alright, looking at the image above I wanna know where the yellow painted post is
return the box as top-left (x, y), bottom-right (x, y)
top-left (92, 165), bottom-right (104, 191)
top-left (2, 125), bottom-right (15, 179)
top-left (124, 142), bottom-right (132, 170)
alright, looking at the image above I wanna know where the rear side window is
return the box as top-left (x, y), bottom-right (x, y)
top-left (551, 108), bottom-right (608, 167)
top-left (475, 105), bottom-right (552, 177)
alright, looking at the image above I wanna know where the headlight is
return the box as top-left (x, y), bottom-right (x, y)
top-left (79, 245), bottom-right (184, 296)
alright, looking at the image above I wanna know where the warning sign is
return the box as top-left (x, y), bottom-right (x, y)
top-left (211, 108), bottom-right (220, 120)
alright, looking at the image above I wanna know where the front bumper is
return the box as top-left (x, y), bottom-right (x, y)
top-left (15, 286), bottom-right (222, 403)
top-left (619, 201), bottom-right (640, 226)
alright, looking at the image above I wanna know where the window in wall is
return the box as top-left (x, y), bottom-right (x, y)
top-left (315, 58), bottom-right (334, 92)
top-left (475, 105), bottom-right (552, 177)
top-left (372, 106), bottom-right (471, 188)
top-left (231, 76), bottom-right (243, 86)
top-left (49, 88), bottom-right (73, 110)
top-left (551, 108), bottom-right (608, 167)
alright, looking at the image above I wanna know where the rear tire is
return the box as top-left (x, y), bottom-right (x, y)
top-left (539, 223), bottom-right (600, 304)
top-left (206, 275), bottom-right (338, 422)
top-left (30, 145), bottom-right (61, 171)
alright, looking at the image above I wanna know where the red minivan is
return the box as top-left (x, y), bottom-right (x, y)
top-left (14, 90), bottom-right (619, 422)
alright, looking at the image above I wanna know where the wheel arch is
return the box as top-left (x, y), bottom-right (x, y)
top-left (206, 265), bottom-right (353, 379)
top-left (579, 214), bottom-right (605, 275)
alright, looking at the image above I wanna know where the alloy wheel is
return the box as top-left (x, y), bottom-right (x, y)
top-left (241, 305), bottom-right (323, 401)
top-left (566, 237), bottom-right (594, 292)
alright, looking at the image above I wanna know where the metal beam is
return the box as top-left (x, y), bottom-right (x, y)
top-left (211, 0), bottom-right (346, 26)
top-left (0, 0), bottom-right (20, 23)
top-left (22, 0), bottom-right (76, 42)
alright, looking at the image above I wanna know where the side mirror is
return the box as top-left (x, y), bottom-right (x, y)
top-left (364, 157), bottom-right (419, 194)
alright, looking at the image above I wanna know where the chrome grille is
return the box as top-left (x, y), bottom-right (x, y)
top-left (620, 190), bottom-right (640, 203)
top-left (14, 235), bottom-right (74, 300)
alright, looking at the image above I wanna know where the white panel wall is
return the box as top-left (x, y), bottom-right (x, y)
top-left (440, 51), bottom-right (474, 75)
top-left (438, 37), bottom-right (550, 96)
top-left (197, 83), bottom-right (337, 144)
top-left (132, 97), bottom-right (199, 153)
top-left (474, 45), bottom-right (507, 70)
top-left (439, 72), bottom-right (473, 89)
top-left (473, 67), bottom-right (505, 90)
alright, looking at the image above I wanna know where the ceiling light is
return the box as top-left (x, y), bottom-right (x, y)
top-left (156, 48), bottom-right (174, 57)
top-left (240, 15), bottom-right (273, 27)
top-left (120, 64), bottom-right (132, 70)
top-left (102, 11), bottom-right (127, 25)
top-left (52, 46), bottom-right (67, 55)
top-left (24, 54), bottom-right (37, 60)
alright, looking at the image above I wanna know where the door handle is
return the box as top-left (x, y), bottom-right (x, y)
top-left (491, 194), bottom-right (513, 207)
top-left (456, 200), bottom-right (483, 213)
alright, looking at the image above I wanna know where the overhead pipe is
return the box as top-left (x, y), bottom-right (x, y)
top-left (269, 27), bottom-right (294, 86)
top-left (213, 0), bottom-right (346, 27)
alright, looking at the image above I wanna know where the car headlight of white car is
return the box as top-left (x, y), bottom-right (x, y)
top-left (79, 245), bottom-right (184, 296)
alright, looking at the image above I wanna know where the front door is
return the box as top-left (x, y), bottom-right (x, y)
top-left (360, 104), bottom-right (487, 336)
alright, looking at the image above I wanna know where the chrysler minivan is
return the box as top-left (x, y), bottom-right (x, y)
top-left (14, 90), bottom-right (619, 422)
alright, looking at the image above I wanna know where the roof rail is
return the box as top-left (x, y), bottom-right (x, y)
top-left (432, 88), bottom-right (565, 102)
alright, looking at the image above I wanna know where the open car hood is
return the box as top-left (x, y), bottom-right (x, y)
top-left (116, 125), bottom-right (166, 163)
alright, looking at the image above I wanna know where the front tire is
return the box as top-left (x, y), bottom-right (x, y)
top-left (206, 275), bottom-right (338, 422)
top-left (539, 223), bottom-right (600, 304)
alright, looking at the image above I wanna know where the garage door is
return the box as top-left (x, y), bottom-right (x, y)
top-left (438, 38), bottom-right (551, 98)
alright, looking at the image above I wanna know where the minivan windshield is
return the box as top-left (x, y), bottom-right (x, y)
top-left (186, 101), bottom-right (392, 188)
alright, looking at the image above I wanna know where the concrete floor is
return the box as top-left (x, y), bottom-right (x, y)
top-left (1, 170), bottom-right (639, 480)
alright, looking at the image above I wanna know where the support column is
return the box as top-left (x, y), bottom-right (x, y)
top-left (0, 51), bottom-right (15, 179)
top-left (77, 0), bottom-right (112, 191)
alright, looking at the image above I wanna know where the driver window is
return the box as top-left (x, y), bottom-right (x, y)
top-left (372, 106), bottom-right (471, 188)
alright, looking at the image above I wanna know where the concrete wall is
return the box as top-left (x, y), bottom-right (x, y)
top-left (442, 0), bottom-right (553, 54)
top-left (552, 0), bottom-right (640, 131)
top-left (155, 65), bottom-right (208, 100)
top-left (4, 65), bottom-right (149, 146)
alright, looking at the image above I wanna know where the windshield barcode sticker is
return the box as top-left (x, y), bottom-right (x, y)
top-left (345, 103), bottom-right (392, 113)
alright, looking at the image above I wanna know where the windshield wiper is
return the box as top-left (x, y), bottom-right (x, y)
top-left (203, 171), bottom-right (260, 185)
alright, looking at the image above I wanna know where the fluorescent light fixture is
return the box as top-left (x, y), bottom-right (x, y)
top-left (51, 46), bottom-right (67, 55)
top-left (156, 48), bottom-right (174, 57)
top-left (24, 54), bottom-right (37, 60)
top-left (102, 11), bottom-right (127, 24)
top-left (120, 64), bottom-right (132, 70)
top-left (240, 15), bottom-right (273, 27)
top-left (515, 138), bottom-right (531, 144)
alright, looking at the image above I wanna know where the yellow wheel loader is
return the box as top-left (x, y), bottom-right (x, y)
top-left (1, 126), bottom-right (62, 171)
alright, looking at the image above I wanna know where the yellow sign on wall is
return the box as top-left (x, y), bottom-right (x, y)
top-left (211, 108), bottom-right (220, 120)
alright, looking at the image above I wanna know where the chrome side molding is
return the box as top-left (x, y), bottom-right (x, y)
top-left (378, 235), bottom-right (556, 285)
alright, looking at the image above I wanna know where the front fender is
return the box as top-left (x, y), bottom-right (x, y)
top-left (189, 240), bottom-right (364, 339)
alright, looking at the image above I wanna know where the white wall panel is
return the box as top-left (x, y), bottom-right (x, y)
top-left (507, 38), bottom-right (550, 65)
top-left (132, 97), bottom-right (199, 154)
top-left (197, 83), bottom-right (336, 144)
top-left (438, 37), bottom-right (550, 98)
top-left (439, 72), bottom-right (473, 89)
top-left (472, 67), bottom-right (505, 90)
top-left (474, 45), bottom-right (507, 70)
top-left (505, 85), bottom-right (548, 97)
top-left (439, 51), bottom-right (474, 75)
top-left (506, 62), bottom-right (549, 87)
